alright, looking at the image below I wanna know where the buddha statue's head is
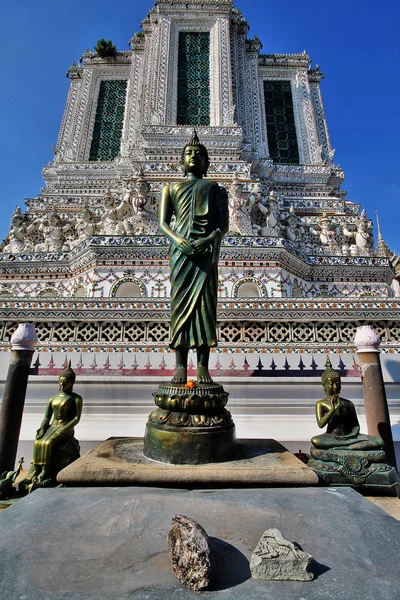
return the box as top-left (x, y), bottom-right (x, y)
top-left (321, 357), bottom-right (341, 396)
top-left (59, 361), bottom-right (76, 393)
top-left (181, 130), bottom-right (210, 177)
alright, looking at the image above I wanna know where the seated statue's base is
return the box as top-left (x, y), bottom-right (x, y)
top-left (308, 447), bottom-right (399, 496)
top-left (55, 436), bottom-right (81, 475)
top-left (143, 382), bottom-right (236, 465)
top-left (20, 436), bottom-right (81, 491)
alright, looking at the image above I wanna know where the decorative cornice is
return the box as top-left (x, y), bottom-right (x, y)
top-left (308, 64), bottom-right (324, 83)
top-left (79, 50), bottom-right (132, 66)
top-left (140, 125), bottom-right (243, 158)
top-left (66, 64), bottom-right (83, 80)
top-left (246, 36), bottom-right (262, 54)
top-left (154, 0), bottom-right (233, 8)
top-left (0, 298), bottom-right (400, 323)
top-left (128, 33), bottom-right (145, 50)
top-left (259, 52), bottom-right (310, 69)
top-left (0, 235), bottom-right (393, 267)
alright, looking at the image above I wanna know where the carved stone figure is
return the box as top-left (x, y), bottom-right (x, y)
top-left (159, 131), bottom-right (229, 384)
top-left (2, 207), bottom-right (27, 254)
top-left (123, 174), bottom-right (159, 235)
top-left (227, 175), bottom-right (253, 236)
top-left (34, 209), bottom-right (71, 252)
top-left (250, 528), bottom-right (314, 582)
top-left (257, 190), bottom-right (280, 236)
top-left (310, 212), bottom-right (340, 254)
top-left (282, 205), bottom-right (302, 243)
top-left (21, 216), bottom-right (41, 252)
top-left (308, 358), bottom-right (398, 489)
top-left (341, 243), bottom-right (350, 256)
top-left (0, 457), bottom-right (24, 499)
top-left (74, 204), bottom-right (97, 244)
top-left (99, 189), bottom-right (124, 235)
top-left (20, 362), bottom-right (82, 489)
top-left (343, 210), bottom-right (374, 256)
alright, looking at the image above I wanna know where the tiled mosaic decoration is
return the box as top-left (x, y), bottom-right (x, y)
top-left (0, 319), bottom-right (398, 353)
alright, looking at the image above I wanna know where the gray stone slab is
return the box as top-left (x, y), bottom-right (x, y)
top-left (57, 437), bottom-right (318, 486)
top-left (0, 487), bottom-right (399, 600)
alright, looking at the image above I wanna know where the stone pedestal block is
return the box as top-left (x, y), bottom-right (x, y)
top-left (309, 447), bottom-right (399, 495)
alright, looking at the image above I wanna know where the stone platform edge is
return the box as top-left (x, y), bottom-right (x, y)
top-left (57, 437), bottom-right (319, 487)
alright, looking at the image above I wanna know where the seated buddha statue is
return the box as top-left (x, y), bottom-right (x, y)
top-left (311, 358), bottom-right (384, 451)
top-left (21, 362), bottom-right (82, 488)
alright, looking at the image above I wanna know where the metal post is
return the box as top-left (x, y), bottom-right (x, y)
top-left (354, 325), bottom-right (397, 470)
top-left (0, 324), bottom-right (37, 474)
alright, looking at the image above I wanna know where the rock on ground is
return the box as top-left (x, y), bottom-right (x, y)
top-left (250, 528), bottom-right (314, 582)
top-left (168, 514), bottom-right (214, 591)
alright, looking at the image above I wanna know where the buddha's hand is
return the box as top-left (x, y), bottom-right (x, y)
top-left (332, 395), bottom-right (340, 410)
top-left (192, 236), bottom-right (212, 253)
top-left (174, 235), bottom-right (193, 255)
top-left (36, 428), bottom-right (46, 440)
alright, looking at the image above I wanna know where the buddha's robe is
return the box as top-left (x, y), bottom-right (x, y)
top-left (168, 177), bottom-right (228, 349)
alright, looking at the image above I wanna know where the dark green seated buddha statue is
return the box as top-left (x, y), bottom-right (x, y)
top-left (311, 358), bottom-right (384, 451)
top-left (20, 362), bottom-right (82, 491)
top-left (308, 358), bottom-right (398, 491)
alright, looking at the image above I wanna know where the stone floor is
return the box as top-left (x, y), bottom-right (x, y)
top-left (1, 486), bottom-right (399, 600)
top-left (2, 490), bottom-right (399, 519)
top-left (366, 496), bottom-right (400, 520)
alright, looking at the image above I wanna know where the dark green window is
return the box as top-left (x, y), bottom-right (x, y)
top-left (264, 80), bottom-right (299, 164)
top-left (177, 32), bottom-right (210, 126)
top-left (89, 80), bottom-right (127, 161)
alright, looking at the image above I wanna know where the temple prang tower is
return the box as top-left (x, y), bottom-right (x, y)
top-left (0, 0), bottom-right (399, 447)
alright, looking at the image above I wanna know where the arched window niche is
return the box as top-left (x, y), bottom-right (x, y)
top-left (110, 278), bottom-right (146, 298)
top-left (232, 278), bottom-right (266, 298)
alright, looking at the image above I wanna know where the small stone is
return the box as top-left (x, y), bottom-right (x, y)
top-left (168, 514), bottom-right (214, 591)
top-left (250, 528), bottom-right (314, 582)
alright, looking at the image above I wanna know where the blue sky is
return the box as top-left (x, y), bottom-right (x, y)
top-left (0, 0), bottom-right (399, 251)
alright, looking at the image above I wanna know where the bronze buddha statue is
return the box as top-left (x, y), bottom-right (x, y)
top-left (21, 362), bottom-right (82, 489)
top-left (308, 358), bottom-right (399, 490)
top-left (159, 131), bottom-right (229, 384)
top-left (312, 358), bottom-right (384, 451)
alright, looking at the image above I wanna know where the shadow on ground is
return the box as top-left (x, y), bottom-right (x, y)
top-left (210, 537), bottom-right (251, 590)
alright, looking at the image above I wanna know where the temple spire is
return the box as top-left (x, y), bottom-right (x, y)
top-left (375, 211), bottom-right (392, 258)
top-left (376, 211), bottom-right (383, 242)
